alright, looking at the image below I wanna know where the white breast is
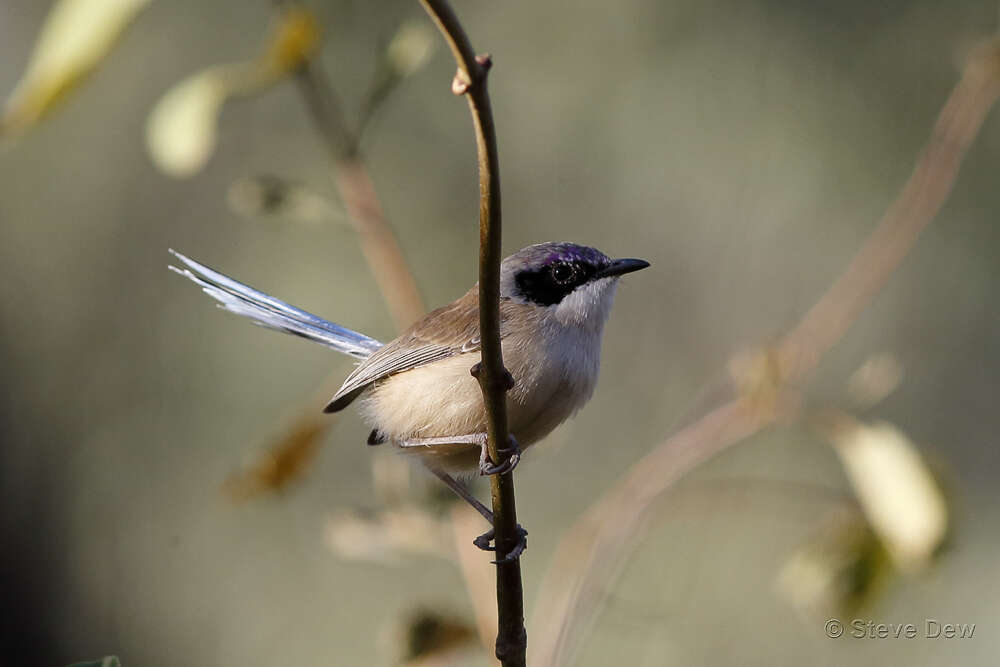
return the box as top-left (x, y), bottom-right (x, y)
top-left (505, 319), bottom-right (602, 445)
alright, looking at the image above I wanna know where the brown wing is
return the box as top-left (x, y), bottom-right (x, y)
top-left (324, 290), bottom-right (528, 413)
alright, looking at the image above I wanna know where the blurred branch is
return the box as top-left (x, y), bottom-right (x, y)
top-left (529, 36), bottom-right (1000, 667)
top-left (451, 504), bottom-right (501, 663)
top-left (358, 22), bottom-right (436, 138)
top-left (778, 38), bottom-right (1000, 380)
top-left (289, 57), bottom-right (357, 159)
top-left (275, 1), bottom-right (425, 330)
top-left (417, 2), bottom-right (524, 666)
top-left (229, 3), bottom-right (429, 501)
top-left (287, 40), bottom-right (425, 330)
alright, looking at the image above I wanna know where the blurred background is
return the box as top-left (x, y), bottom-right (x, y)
top-left (2, 0), bottom-right (999, 665)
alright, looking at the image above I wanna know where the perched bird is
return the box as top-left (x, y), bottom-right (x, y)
top-left (170, 242), bottom-right (648, 558)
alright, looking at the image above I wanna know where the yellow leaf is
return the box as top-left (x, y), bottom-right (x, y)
top-left (831, 420), bottom-right (948, 572)
top-left (1, 0), bottom-right (152, 136)
top-left (145, 65), bottom-right (248, 178)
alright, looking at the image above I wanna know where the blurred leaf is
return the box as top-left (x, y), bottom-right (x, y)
top-left (146, 6), bottom-right (321, 177)
top-left (146, 64), bottom-right (246, 178)
top-left (381, 607), bottom-right (479, 665)
top-left (776, 506), bottom-right (893, 620)
top-left (324, 506), bottom-right (453, 563)
top-left (222, 415), bottom-right (330, 502)
top-left (227, 174), bottom-right (343, 224)
top-left (829, 419), bottom-right (948, 572)
top-left (1, 0), bottom-right (152, 137)
top-left (385, 21), bottom-right (435, 78)
top-left (846, 353), bottom-right (904, 408)
top-left (66, 658), bottom-right (121, 667)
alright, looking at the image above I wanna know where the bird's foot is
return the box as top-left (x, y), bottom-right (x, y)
top-left (473, 524), bottom-right (528, 563)
top-left (478, 435), bottom-right (521, 476)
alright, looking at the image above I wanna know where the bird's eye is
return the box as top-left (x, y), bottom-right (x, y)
top-left (550, 262), bottom-right (575, 285)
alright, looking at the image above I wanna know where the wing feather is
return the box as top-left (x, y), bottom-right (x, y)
top-left (324, 295), bottom-right (531, 412)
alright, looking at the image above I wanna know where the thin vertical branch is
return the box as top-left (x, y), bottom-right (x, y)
top-left (417, 2), bottom-right (525, 666)
top-left (265, 5), bottom-right (507, 660)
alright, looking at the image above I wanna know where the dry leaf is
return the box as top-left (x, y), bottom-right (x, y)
top-left (1, 0), bottom-right (152, 136)
top-left (222, 415), bottom-right (330, 502)
top-left (379, 607), bottom-right (479, 666)
top-left (259, 5), bottom-right (321, 74)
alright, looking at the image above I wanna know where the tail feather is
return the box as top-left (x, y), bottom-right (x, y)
top-left (169, 249), bottom-right (383, 359)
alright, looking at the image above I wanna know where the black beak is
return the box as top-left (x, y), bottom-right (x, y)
top-left (595, 258), bottom-right (650, 279)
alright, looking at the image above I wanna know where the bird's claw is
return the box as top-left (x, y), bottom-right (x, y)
top-left (472, 529), bottom-right (495, 551)
top-left (473, 525), bottom-right (528, 563)
top-left (478, 436), bottom-right (521, 476)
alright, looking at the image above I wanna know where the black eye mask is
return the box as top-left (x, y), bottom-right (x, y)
top-left (514, 260), bottom-right (602, 306)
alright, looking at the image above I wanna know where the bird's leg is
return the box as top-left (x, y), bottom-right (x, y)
top-left (428, 466), bottom-right (493, 522)
top-left (478, 435), bottom-right (521, 476)
top-left (397, 433), bottom-right (489, 448)
top-left (396, 432), bottom-right (521, 476)
top-left (427, 467), bottom-right (528, 563)
top-left (467, 361), bottom-right (520, 475)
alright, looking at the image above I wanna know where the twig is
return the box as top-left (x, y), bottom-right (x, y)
top-left (292, 56), bottom-right (425, 330)
top-left (529, 36), bottom-right (1000, 667)
top-left (778, 38), bottom-right (1000, 380)
top-left (417, 2), bottom-right (525, 666)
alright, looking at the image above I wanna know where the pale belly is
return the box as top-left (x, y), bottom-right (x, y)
top-left (358, 329), bottom-right (601, 473)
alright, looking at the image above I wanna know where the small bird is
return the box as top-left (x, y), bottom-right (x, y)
top-left (170, 242), bottom-right (648, 558)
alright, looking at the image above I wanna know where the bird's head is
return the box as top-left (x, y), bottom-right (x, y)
top-left (500, 242), bottom-right (649, 328)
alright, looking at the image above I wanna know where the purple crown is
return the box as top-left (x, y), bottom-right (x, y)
top-left (504, 242), bottom-right (610, 269)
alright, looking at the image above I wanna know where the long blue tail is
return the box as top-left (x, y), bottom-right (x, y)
top-left (169, 250), bottom-right (383, 359)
